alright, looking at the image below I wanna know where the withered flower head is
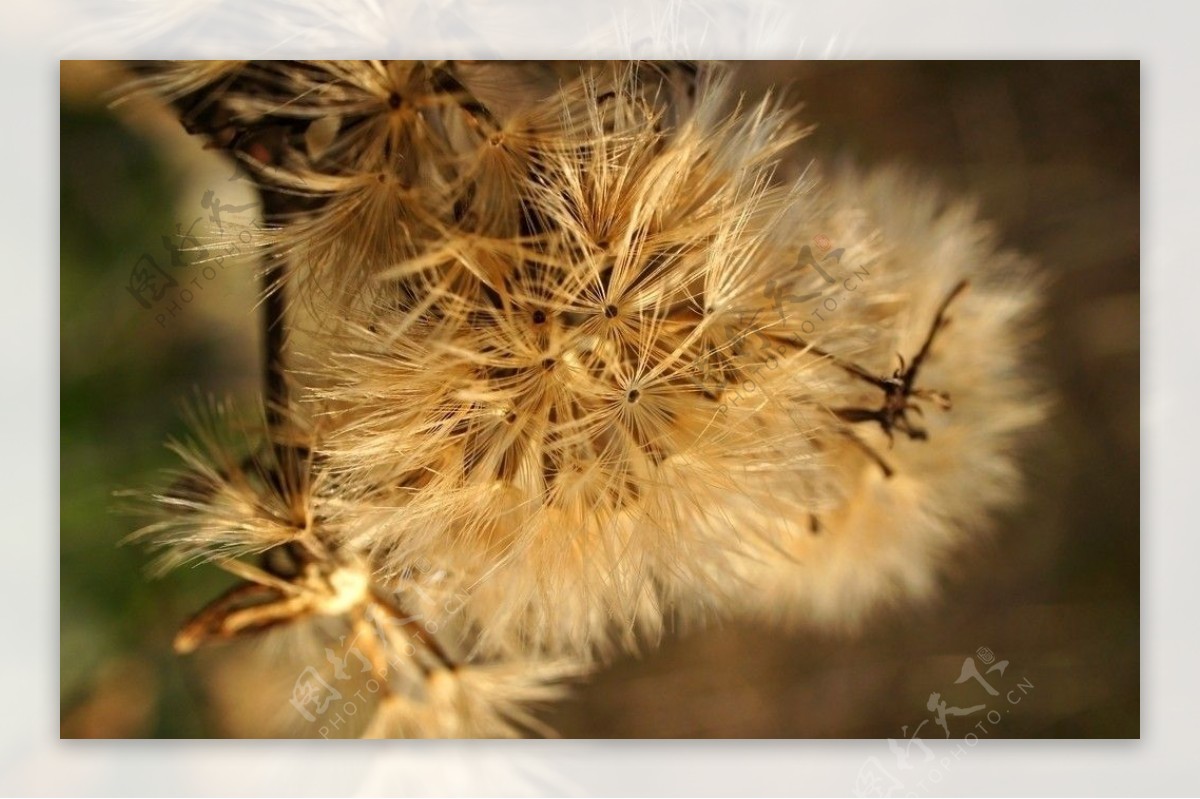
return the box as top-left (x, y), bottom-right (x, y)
top-left (124, 60), bottom-right (1045, 737)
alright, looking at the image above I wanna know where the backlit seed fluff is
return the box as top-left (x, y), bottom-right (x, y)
top-left (125, 60), bottom-right (1045, 737)
top-left (307, 68), bottom-right (839, 657)
top-left (122, 398), bottom-right (326, 576)
top-left (713, 166), bottom-right (1048, 629)
top-left (124, 398), bottom-right (585, 734)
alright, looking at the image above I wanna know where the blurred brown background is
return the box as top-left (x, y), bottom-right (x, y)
top-left (60, 61), bottom-right (1138, 738)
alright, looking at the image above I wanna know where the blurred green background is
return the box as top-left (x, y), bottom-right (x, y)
top-left (60, 61), bottom-right (1138, 738)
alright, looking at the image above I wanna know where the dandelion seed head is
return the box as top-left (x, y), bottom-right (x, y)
top-left (719, 167), bottom-right (1048, 630)
top-left (298, 66), bottom-right (835, 656)
top-left (126, 61), bottom-right (1047, 735)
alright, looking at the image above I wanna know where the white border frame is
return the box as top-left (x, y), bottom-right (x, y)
top-left (12, 1), bottom-right (1184, 795)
